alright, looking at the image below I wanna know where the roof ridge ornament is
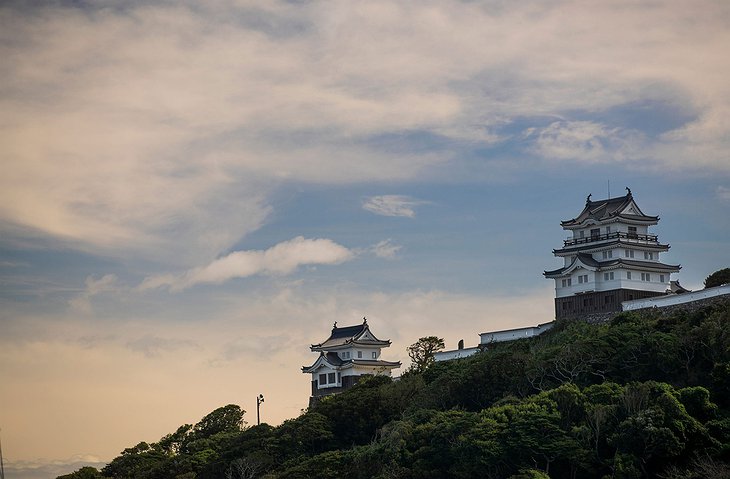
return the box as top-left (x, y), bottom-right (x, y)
top-left (626, 186), bottom-right (631, 196)
top-left (333, 321), bottom-right (337, 329)
top-left (586, 193), bottom-right (592, 205)
top-left (362, 316), bottom-right (367, 324)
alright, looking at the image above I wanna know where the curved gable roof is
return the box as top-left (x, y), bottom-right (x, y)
top-left (561, 191), bottom-right (658, 228)
top-left (311, 319), bottom-right (391, 351)
top-left (544, 253), bottom-right (681, 278)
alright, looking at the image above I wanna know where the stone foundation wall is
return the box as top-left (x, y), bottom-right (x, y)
top-left (640, 293), bottom-right (730, 317)
top-left (308, 375), bottom-right (365, 407)
top-left (575, 290), bottom-right (730, 324)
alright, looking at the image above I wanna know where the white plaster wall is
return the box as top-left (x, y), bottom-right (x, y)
top-left (434, 347), bottom-right (480, 362)
top-left (622, 284), bottom-right (730, 311)
top-left (480, 322), bottom-right (554, 345)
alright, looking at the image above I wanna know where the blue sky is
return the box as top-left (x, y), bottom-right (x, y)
top-left (1, 1), bottom-right (729, 477)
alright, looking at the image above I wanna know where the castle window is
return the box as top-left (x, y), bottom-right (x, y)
top-left (602, 250), bottom-right (613, 259)
top-left (625, 249), bottom-right (634, 258)
top-left (606, 226), bottom-right (611, 234)
top-left (357, 351), bottom-right (362, 359)
top-left (641, 273), bottom-right (651, 281)
top-left (604, 272), bottom-right (614, 280)
top-left (627, 271), bottom-right (632, 279)
top-left (372, 351), bottom-right (377, 359)
top-left (591, 228), bottom-right (600, 239)
top-left (644, 252), bottom-right (653, 260)
top-left (660, 274), bottom-right (665, 283)
top-left (628, 226), bottom-right (637, 238)
top-left (337, 372), bottom-right (341, 382)
top-left (561, 278), bottom-right (572, 287)
top-left (319, 374), bottom-right (327, 385)
top-left (328, 372), bottom-right (336, 384)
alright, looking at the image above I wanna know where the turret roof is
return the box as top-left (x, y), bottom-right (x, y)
top-left (311, 318), bottom-right (391, 351)
top-left (553, 238), bottom-right (670, 256)
top-left (544, 253), bottom-right (680, 277)
top-left (561, 189), bottom-right (658, 228)
top-left (301, 351), bottom-right (401, 373)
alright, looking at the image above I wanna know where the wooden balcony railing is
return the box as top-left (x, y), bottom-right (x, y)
top-left (564, 231), bottom-right (658, 247)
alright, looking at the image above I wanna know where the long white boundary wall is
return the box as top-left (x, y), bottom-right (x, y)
top-left (433, 347), bottom-right (480, 362)
top-left (479, 322), bottom-right (554, 345)
top-left (622, 284), bottom-right (730, 311)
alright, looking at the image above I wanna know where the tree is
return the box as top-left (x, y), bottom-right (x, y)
top-left (56, 467), bottom-right (103, 479)
top-left (191, 404), bottom-right (245, 439)
top-left (407, 336), bottom-right (445, 373)
top-left (704, 268), bottom-right (730, 288)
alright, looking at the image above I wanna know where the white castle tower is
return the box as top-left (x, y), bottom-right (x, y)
top-left (545, 188), bottom-right (680, 319)
top-left (302, 318), bottom-right (400, 404)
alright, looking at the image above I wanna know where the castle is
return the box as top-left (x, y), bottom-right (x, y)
top-left (302, 318), bottom-right (400, 404)
top-left (305, 189), bottom-right (726, 387)
top-left (436, 188), bottom-right (697, 362)
top-left (544, 188), bottom-right (680, 319)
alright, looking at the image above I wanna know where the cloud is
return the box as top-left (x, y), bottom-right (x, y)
top-left (126, 335), bottom-right (199, 359)
top-left (140, 236), bottom-right (354, 291)
top-left (212, 333), bottom-right (294, 366)
top-left (4, 456), bottom-right (107, 479)
top-left (68, 274), bottom-right (119, 314)
top-left (1, 0), bottom-right (728, 265)
top-left (363, 195), bottom-right (427, 218)
top-left (716, 186), bottom-right (730, 201)
top-left (525, 121), bottom-right (644, 163)
top-left (371, 239), bottom-right (402, 259)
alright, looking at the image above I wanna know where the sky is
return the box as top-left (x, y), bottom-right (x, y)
top-left (1, 0), bottom-right (729, 477)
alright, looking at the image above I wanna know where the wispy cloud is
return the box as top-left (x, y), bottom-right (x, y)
top-left (140, 237), bottom-right (354, 291)
top-left (4, 456), bottom-right (107, 479)
top-left (2, 1), bottom-right (728, 264)
top-left (126, 335), bottom-right (199, 359)
top-left (371, 239), bottom-right (402, 259)
top-left (211, 334), bottom-right (294, 366)
top-left (525, 121), bottom-right (644, 163)
top-left (68, 274), bottom-right (119, 314)
top-left (716, 186), bottom-right (730, 201)
top-left (363, 195), bottom-right (427, 218)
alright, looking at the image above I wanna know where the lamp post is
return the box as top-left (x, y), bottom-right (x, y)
top-left (256, 394), bottom-right (265, 426)
top-left (0, 428), bottom-right (5, 479)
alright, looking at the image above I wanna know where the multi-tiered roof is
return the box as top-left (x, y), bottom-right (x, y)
top-left (302, 319), bottom-right (400, 403)
top-left (545, 189), bottom-right (680, 319)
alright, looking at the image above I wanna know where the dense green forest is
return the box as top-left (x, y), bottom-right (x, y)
top-left (59, 300), bottom-right (730, 479)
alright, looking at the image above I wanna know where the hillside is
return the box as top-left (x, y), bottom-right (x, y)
top-left (59, 301), bottom-right (730, 479)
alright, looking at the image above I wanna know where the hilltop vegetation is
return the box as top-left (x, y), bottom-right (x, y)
top-left (59, 301), bottom-right (730, 479)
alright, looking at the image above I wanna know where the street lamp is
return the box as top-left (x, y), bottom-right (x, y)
top-left (256, 394), bottom-right (265, 426)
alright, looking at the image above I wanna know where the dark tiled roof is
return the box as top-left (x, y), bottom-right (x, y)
top-left (577, 253), bottom-right (599, 267)
top-left (616, 259), bottom-right (681, 272)
top-left (554, 239), bottom-right (670, 256)
top-left (350, 359), bottom-right (401, 367)
top-left (302, 353), bottom-right (401, 372)
top-left (324, 352), bottom-right (343, 366)
top-left (329, 324), bottom-right (366, 339)
top-left (312, 321), bottom-right (390, 349)
top-left (544, 253), bottom-right (680, 277)
top-left (561, 192), bottom-right (658, 227)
